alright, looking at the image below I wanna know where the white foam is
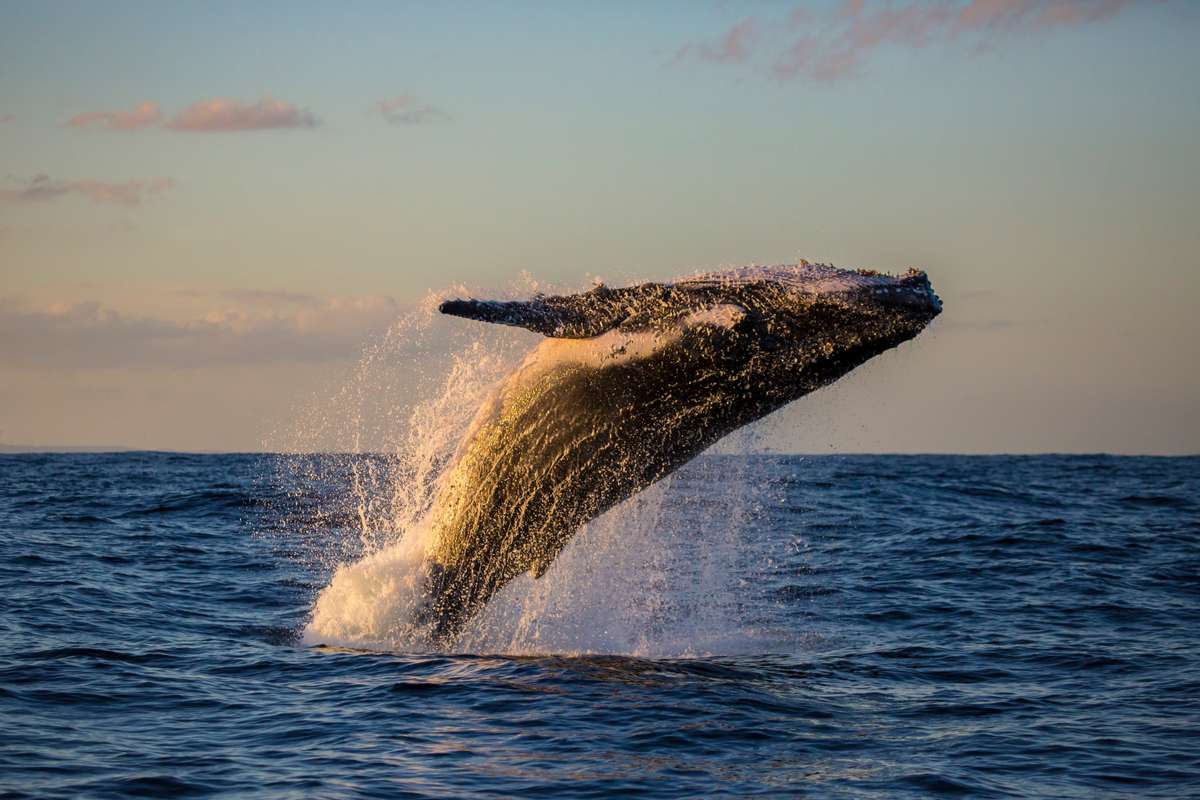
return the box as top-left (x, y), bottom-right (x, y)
top-left (302, 522), bottom-right (434, 649)
top-left (281, 277), bottom-right (812, 657)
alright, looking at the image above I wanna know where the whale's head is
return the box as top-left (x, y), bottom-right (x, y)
top-left (658, 260), bottom-right (942, 397)
top-left (679, 260), bottom-right (941, 326)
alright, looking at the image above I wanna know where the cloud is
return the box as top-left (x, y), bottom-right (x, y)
top-left (0, 295), bottom-right (402, 370)
top-left (0, 114), bottom-right (13, 124)
top-left (675, 18), bottom-right (756, 64)
top-left (678, 0), bottom-right (1141, 82)
top-left (166, 97), bottom-right (319, 132)
top-left (373, 95), bottom-right (451, 125)
top-left (220, 289), bottom-right (323, 307)
top-left (68, 101), bottom-right (162, 131)
top-left (63, 97), bottom-right (320, 132)
top-left (0, 175), bottom-right (175, 207)
top-left (957, 0), bottom-right (1135, 30)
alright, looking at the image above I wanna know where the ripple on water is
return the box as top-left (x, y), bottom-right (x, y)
top-left (0, 453), bottom-right (1196, 798)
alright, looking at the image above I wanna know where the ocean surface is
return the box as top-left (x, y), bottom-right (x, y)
top-left (1, 452), bottom-right (1197, 798)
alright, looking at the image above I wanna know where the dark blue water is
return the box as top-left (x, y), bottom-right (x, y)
top-left (1, 453), bottom-right (1197, 798)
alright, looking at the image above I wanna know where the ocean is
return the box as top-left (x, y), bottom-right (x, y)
top-left (0, 452), bottom-right (1197, 798)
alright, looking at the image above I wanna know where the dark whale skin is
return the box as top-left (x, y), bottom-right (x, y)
top-left (423, 262), bottom-right (941, 642)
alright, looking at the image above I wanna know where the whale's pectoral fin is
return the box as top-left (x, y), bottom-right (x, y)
top-left (439, 284), bottom-right (658, 338)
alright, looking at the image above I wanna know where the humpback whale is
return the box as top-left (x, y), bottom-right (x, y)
top-left (420, 260), bottom-right (941, 642)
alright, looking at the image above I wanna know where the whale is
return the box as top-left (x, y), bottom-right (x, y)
top-left (419, 260), bottom-right (941, 642)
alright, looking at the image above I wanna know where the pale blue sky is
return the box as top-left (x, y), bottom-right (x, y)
top-left (1, 1), bottom-right (1197, 452)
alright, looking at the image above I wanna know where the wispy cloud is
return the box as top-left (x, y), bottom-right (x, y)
top-left (675, 18), bottom-right (756, 64)
top-left (68, 101), bottom-right (162, 131)
top-left (0, 175), bottom-right (175, 207)
top-left (373, 95), bottom-right (451, 125)
top-left (64, 97), bottom-right (320, 133)
top-left (166, 97), bottom-right (319, 132)
top-left (0, 295), bottom-right (401, 369)
top-left (220, 289), bottom-right (323, 307)
top-left (677, 0), bottom-right (1141, 83)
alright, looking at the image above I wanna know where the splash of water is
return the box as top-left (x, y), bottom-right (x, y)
top-left (271, 283), bottom-right (806, 656)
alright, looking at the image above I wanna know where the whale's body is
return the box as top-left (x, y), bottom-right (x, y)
top-left (421, 261), bottom-right (941, 642)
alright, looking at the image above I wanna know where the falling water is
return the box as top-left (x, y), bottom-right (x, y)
top-left (268, 282), bottom-right (805, 656)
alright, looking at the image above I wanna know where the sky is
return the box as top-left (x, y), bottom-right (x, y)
top-left (1, 0), bottom-right (1198, 453)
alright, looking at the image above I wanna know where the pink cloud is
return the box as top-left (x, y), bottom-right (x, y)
top-left (166, 97), bottom-right (318, 132)
top-left (374, 95), bottom-right (451, 125)
top-left (817, 0), bottom-right (1138, 79)
top-left (773, 37), bottom-right (819, 81)
top-left (773, 35), bottom-right (869, 82)
top-left (220, 289), bottom-right (323, 307)
top-left (680, 0), bottom-right (1142, 83)
top-left (0, 295), bottom-right (403, 369)
top-left (68, 101), bottom-right (162, 132)
top-left (676, 18), bottom-right (756, 64)
top-left (957, 0), bottom-right (1135, 31)
top-left (845, 4), bottom-right (954, 49)
top-left (0, 114), bottom-right (13, 124)
top-left (0, 175), bottom-right (175, 207)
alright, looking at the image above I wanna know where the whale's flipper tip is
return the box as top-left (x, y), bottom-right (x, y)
top-left (438, 298), bottom-right (477, 318)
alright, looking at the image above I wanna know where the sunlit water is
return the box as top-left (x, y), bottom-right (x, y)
top-left (1, 451), bottom-right (1197, 798)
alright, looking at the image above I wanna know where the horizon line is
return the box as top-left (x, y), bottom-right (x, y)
top-left (1, 446), bottom-right (1196, 458)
